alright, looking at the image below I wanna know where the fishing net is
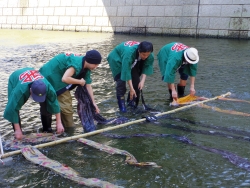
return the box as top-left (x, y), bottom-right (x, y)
top-left (103, 133), bottom-right (250, 172)
top-left (158, 119), bottom-right (250, 142)
top-left (170, 94), bottom-right (206, 106)
top-left (3, 133), bottom-right (60, 150)
top-left (75, 86), bottom-right (128, 132)
top-left (4, 133), bottom-right (160, 187)
top-left (78, 138), bottom-right (160, 168)
top-left (170, 95), bottom-right (250, 116)
top-left (199, 103), bottom-right (250, 116)
top-left (21, 145), bottom-right (123, 188)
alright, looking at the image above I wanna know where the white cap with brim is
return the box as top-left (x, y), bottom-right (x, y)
top-left (184, 47), bottom-right (199, 64)
top-left (31, 79), bottom-right (47, 102)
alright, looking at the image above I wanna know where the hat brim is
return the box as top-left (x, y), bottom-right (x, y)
top-left (184, 50), bottom-right (199, 64)
top-left (32, 93), bottom-right (46, 102)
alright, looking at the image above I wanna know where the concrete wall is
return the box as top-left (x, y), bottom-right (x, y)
top-left (0, 0), bottom-right (250, 39)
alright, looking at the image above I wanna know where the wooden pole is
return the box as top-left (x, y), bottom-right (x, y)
top-left (1, 92), bottom-right (231, 159)
top-left (155, 92), bottom-right (231, 117)
top-left (0, 134), bottom-right (4, 155)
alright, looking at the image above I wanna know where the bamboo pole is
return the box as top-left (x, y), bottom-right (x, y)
top-left (0, 134), bottom-right (4, 155)
top-left (200, 103), bottom-right (250, 117)
top-left (155, 92), bottom-right (231, 117)
top-left (1, 92), bottom-right (231, 159)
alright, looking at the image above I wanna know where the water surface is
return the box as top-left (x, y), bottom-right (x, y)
top-left (0, 29), bottom-right (250, 188)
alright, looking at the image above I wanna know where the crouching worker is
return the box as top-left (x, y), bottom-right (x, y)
top-left (39, 50), bottom-right (102, 127)
top-left (4, 68), bottom-right (64, 140)
top-left (157, 42), bottom-right (199, 101)
top-left (107, 41), bottom-right (154, 112)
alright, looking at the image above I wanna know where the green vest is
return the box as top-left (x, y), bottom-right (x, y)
top-left (157, 42), bottom-right (198, 83)
top-left (4, 67), bottom-right (60, 123)
top-left (107, 41), bottom-right (154, 81)
top-left (39, 53), bottom-right (92, 92)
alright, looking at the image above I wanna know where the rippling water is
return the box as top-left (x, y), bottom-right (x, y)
top-left (0, 29), bottom-right (250, 188)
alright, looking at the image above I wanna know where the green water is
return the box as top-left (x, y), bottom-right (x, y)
top-left (0, 29), bottom-right (250, 188)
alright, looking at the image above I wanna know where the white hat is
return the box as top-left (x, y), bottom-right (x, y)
top-left (184, 47), bottom-right (199, 64)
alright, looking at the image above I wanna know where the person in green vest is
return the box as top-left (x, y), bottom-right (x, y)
top-left (107, 41), bottom-right (154, 112)
top-left (157, 42), bottom-right (199, 101)
top-left (4, 67), bottom-right (64, 140)
top-left (39, 50), bottom-right (102, 128)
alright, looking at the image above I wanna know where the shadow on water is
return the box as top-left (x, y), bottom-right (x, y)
top-left (0, 29), bottom-right (250, 187)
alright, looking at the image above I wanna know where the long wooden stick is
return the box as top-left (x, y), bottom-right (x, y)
top-left (155, 92), bottom-right (231, 117)
top-left (1, 92), bottom-right (231, 159)
top-left (0, 134), bottom-right (4, 155)
top-left (200, 103), bottom-right (250, 117)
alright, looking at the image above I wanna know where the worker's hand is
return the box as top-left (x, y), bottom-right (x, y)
top-left (79, 78), bottom-right (86, 86)
top-left (129, 89), bottom-right (137, 100)
top-left (190, 87), bottom-right (196, 96)
top-left (138, 81), bottom-right (145, 90)
top-left (14, 130), bottom-right (23, 140)
top-left (172, 90), bottom-right (178, 101)
top-left (56, 122), bottom-right (64, 134)
top-left (93, 103), bottom-right (100, 114)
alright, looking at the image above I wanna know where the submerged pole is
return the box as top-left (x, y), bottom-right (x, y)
top-left (0, 92), bottom-right (231, 159)
top-left (0, 134), bottom-right (13, 165)
top-left (0, 134), bottom-right (4, 155)
top-left (155, 92), bottom-right (231, 117)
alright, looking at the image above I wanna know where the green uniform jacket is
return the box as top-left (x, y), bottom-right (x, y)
top-left (4, 67), bottom-right (60, 124)
top-left (157, 42), bottom-right (198, 83)
top-left (39, 53), bottom-right (92, 92)
top-left (107, 41), bottom-right (154, 81)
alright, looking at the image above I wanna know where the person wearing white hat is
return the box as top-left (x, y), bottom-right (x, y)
top-left (157, 42), bottom-right (199, 101)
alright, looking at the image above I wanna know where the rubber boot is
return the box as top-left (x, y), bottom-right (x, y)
top-left (177, 85), bottom-right (185, 98)
top-left (117, 96), bottom-right (126, 112)
top-left (61, 113), bottom-right (74, 127)
top-left (41, 115), bottom-right (53, 133)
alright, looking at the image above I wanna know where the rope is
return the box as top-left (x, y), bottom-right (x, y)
top-left (0, 92), bottom-right (231, 159)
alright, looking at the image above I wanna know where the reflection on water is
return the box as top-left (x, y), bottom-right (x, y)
top-left (0, 29), bottom-right (250, 187)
